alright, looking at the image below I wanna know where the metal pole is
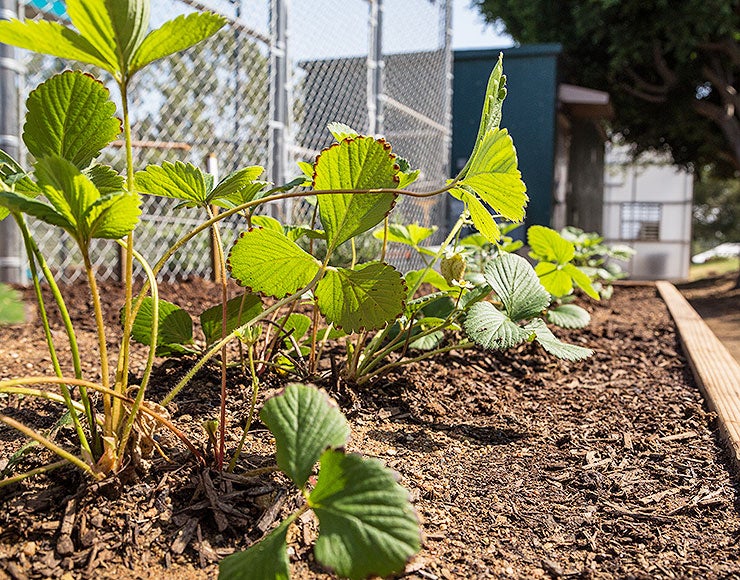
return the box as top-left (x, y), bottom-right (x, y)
top-left (0, 0), bottom-right (24, 284)
top-left (367, 0), bottom-right (384, 135)
top-left (440, 0), bottom-right (453, 232)
top-left (268, 0), bottom-right (288, 219)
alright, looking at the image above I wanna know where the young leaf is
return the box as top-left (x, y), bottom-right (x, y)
top-left (24, 71), bottom-right (121, 169)
top-left (130, 12), bottom-right (227, 73)
top-left (0, 191), bottom-right (72, 230)
top-left (524, 318), bottom-right (593, 361)
top-left (260, 384), bottom-right (350, 489)
top-left (227, 227), bottom-right (321, 298)
top-left (373, 223), bottom-right (436, 248)
top-left (209, 166), bottom-right (268, 207)
top-left (547, 304), bottom-right (591, 329)
top-left (455, 186), bottom-right (501, 242)
top-left (314, 136), bottom-right (399, 251)
top-left (218, 518), bottom-right (291, 580)
top-left (563, 263), bottom-right (601, 300)
top-left (277, 313), bottom-right (312, 344)
top-left (327, 122), bottom-right (359, 141)
top-left (249, 215), bottom-right (284, 233)
top-left (483, 252), bottom-right (550, 322)
top-left (0, 19), bottom-right (112, 72)
top-left (528, 225), bottom-right (575, 264)
top-left (309, 449), bottom-right (421, 580)
top-left (135, 162), bottom-right (210, 206)
top-left (200, 293), bottom-right (263, 346)
top-left (463, 301), bottom-right (530, 350)
top-left (316, 262), bottom-right (406, 334)
top-left (459, 129), bottom-right (528, 223)
top-left (0, 150), bottom-right (41, 197)
top-left (84, 164), bottom-right (125, 195)
top-left (535, 262), bottom-right (573, 298)
top-left (0, 283), bottom-right (25, 325)
top-left (131, 297), bottom-right (194, 356)
top-left (84, 191), bottom-right (141, 239)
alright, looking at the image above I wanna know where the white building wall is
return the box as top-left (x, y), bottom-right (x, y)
top-left (603, 146), bottom-right (693, 280)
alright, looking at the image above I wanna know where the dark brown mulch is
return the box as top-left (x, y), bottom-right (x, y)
top-left (1, 280), bottom-right (739, 579)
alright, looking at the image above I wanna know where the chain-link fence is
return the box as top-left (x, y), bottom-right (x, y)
top-left (12, 0), bottom-right (452, 282)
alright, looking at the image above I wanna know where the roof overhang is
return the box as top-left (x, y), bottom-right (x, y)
top-left (558, 83), bottom-right (614, 120)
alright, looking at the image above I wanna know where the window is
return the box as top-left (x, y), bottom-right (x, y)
top-left (620, 202), bottom-right (661, 241)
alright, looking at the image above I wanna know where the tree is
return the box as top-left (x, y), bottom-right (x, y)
top-left (473, 0), bottom-right (740, 175)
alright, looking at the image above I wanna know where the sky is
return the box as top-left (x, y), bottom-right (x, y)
top-left (451, 0), bottom-right (514, 50)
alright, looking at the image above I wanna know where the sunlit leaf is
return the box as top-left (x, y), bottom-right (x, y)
top-left (327, 122), bottom-right (359, 142)
top-left (524, 318), bottom-right (593, 361)
top-left (84, 191), bottom-right (141, 239)
top-left (227, 227), bottom-right (321, 298)
top-left (23, 71), bottom-right (121, 169)
top-left (563, 263), bottom-right (601, 300)
top-left (463, 301), bottom-right (530, 350)
top-left (130, 297), bottom-right (194, 356)
top-left (535, 262), bottom-right (573, 298)
top-left (218, 518), bottom-right (291, 580)
top-left (310, 450), bottom-right (421, 580)
top-left (316, 262), bottom-right (406, 333)
top-left (547, 304), bottom-right (590, 329)
top-left (261, 384), bottom-right (350, 489)
top-left (314, 136), bottom-right (398, 251)
top-left (209, 165), bottom-right (268, 207)
top-left (528, 225), bottom-right (575, 264)
top-left (454, 186), bottom-right (501, 242)
top-left (484, 252), bottom-right (550, 322)
top-left (200, 293), bottom-right (263, 346)
top-left (135, 161), bottom-right (209, 206)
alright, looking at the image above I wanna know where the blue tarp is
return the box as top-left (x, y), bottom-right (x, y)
top-left (29, 0), bottom-right (67, 19)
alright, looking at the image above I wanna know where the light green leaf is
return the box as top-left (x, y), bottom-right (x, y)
top-left (484, 252), bottom-right (550, 322)
top-left (218, 518), bottom-right (291, 580)
top-left (455, 187), bottom-right (501, 242)
top-left (563, 263), bottom-right (601, 300)
top-left (373, 223), bottom-right (436, 248)
top-left (314, 136), bottom-right (399, 251)
top-left (535, 261), bottom-right (573, 298)
top-left (84, 165), bottom-right (125, 195)
top-left (130, 12), bottom-right (227, 73)
top-left (404, 269), bottom-right (455, 296)
top-left (547, 304), bottom-right (591, 329)
top-left (200, 293), bottom-right (263, 346)
top-left (316, 262), bottom-right (406, 334)
top-left (409, 329), bottom-right (445, 351)
top-left (84, 191), bottom-right (141, 239)
top-left (227, 227), bottom-right (321, 298)
top-left (0, 284), bottom-right (25, 325)
top-left (278, 313), bottom-right (312, 344)
top-left (24, 71), bottom-right (121, 169)
top-left (463, 301), bottom-right (530, 350)
top-left (460, 129), bottom-right (528, 223)
top-left (34, 156), bottom-right (101, 239)
top-left (327, 122), bottom-right (359, 142)
top-left (0, 150), bottom-right (40, 196)
top-left (261, 384), bottom-right (350, 489)
top-left (66, 0), bottom-right (121, 72)
top-left (249, 215), bottom-right (284, 233)
top-left (0, 19), bottom-right (111, 71)
top-left (397, 169), bottom-right (420, 189)
top-left (528, 225), bottom-right (575, 264)
top-left (209, 165), bottom-right (268, 206)
top-left (135, 162), bottom-right (209, 206)
top-left (130, 297), bottom-right (194, 356)
top-left (310, 449), bottom-right (421, 580)
top-left (524, 318), bottom-right (593, 361)
top-left (0, 191), bottom-right (72, 230)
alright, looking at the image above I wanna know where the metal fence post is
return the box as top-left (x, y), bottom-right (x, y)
top-left (269, 0), bottom-right (289, 219)
top-left (367, 0), bottom-right (384, 135)
top-left (0, 0), bottom-right (24, 284)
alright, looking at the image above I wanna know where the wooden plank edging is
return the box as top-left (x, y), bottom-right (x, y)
top-left (656, 281), bottom-right (740, 470)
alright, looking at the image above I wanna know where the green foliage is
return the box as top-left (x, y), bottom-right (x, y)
top-left (0, 284), bottom-right (25, 325)
top-left (130, 297), bottom-right (195, 356)
top-left (200, 294), bottom-right (263, 347)
top-left (473, 0), bottom-right (740, 173)
top-left (219, 384), bottom-right (420, 580)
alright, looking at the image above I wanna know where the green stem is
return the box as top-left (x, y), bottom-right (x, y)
top-left (160, 266), bottom-right (327, 406)
top-left (116, 243), bottom-right (159, 462)
top-left (114, 78), bottom-right (136, 436)
top-left (0, 460), bottom-right (68, 489)
top-left (14, 216), bottom-right (91, 457)
top-left (228, 343), bottom-right (259, 472)
top-left (356, 341), bottom-right (474, 386)
top-left (0, 415), bottom-right (100, 478)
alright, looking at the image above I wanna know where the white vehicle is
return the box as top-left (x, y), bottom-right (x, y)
top-left (691, 242), bottom-right (740, 264)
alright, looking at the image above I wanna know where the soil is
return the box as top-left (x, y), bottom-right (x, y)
top-left (1, 279), bottom-right (740, 580)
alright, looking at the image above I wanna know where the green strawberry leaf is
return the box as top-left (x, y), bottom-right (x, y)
top-left (200, 293), bottom-right (263, 346)
top-left (314, 136), bottom-right (399, 252)
top-left (260, 384), bottom-right (350, 489)
top-left (0, 191), bottom-right (71, 230)
top-left (373, 223), bottom-right (436, 248)
top-left (130, 12), bottom-right (227, 73)
top-left (209, 165), bottom-right (269, 207)
top-left (135, 162), bottom-right (210, 206)
top-left (218, 518), bottom-right (291, 580)
top-left (535, 262), bottom-right (573, 298)
top-left (130, 297), bottom-right (194, 356)
top-left (24, 71), bottom-right (121, 169)
top-left (0, 19), bottom-right (111, 72)
top-left (84, 191), bottom-right (141, 239)
top-left (327, 122), bottom-right (359, 141)
top-left (277, 313), bottom-right (312, 344)
top-left (563, 263), bottom-right (601, 300)
top-left (547, 303), bottom-right (591, 329)
top-left (309, 449), bottom-right (421, 580)
top-left (84, 164), bottom-right (125, 195)
top-left (463, 301), bottom-right (530, 350)
top-left (316, 262), bottom-right (406, 334)
top-left (459, 128), bottom-right (528, 223)
top-left (227, 227), bottom-right (321, 298)
top-left (484, 252), bottom-right (550, 322)
top-left (454, 186), bottom-right (501, 242)
top-left (0, 283), bottom-right (25, 325)
top-left (524, 318), bottom-right (593, 361)
top-left (528, 225), bottom-right (575, 264)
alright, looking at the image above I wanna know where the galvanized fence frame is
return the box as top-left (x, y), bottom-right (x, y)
top-left (0, 0), bottom-right (453, 283)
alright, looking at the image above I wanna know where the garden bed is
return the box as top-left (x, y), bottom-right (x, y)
top-left (1, 280), bottom-right (740, 579)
